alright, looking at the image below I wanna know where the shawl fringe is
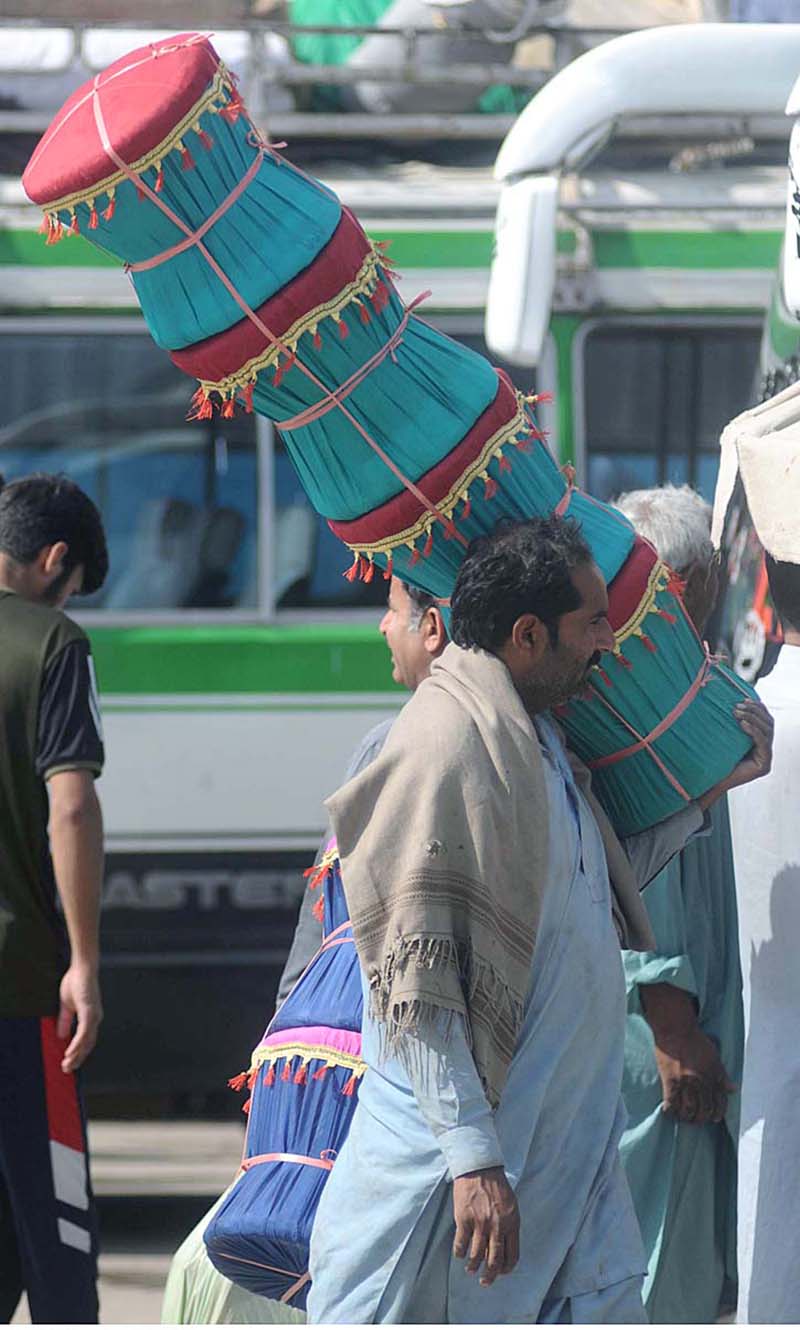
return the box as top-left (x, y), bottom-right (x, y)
top-left (368, 932), bottom-right (525, 1103)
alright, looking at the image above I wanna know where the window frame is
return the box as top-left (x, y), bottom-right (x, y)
top-left (0, 311), bottom-right (521, 625)
top-left (571, 313), bottom-right (763, 492)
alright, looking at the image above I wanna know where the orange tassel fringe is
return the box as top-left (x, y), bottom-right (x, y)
top-left (187, 388), bottom-right (214, 421)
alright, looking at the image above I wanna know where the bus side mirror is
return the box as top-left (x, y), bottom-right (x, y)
top-left (485, 174), bottom-right (558, 369)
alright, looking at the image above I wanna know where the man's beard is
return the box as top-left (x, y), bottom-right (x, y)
top-left (517, 649), bottom-right (603, 714)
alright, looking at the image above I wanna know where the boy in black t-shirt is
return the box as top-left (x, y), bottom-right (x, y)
top-left (0, 474), bottom-right (108, 1324)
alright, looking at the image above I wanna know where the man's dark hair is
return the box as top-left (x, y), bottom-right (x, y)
top-left (0, 474), bottom-right (108, 595)
top-left (766, 554), bottom-right (800, 634)
top-left (451, 515), bottom-right (594, 651)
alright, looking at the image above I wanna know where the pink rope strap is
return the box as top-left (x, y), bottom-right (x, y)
top-left (213, 1249), bottom-right (304, 1279)
top-left (276, 292), bottom-right (429, 431)
top-left (320, 935), bottom-right (354, 953)
top-left (583, 657), bottom-right (714, 799)
top-left (126, 148), bottom-right (265, 272)
top-left (554, 462), bottom-right (636, 534)
top-left (281, 1272), bottom-right (311, 1304)
top-left (242, 1151), bottom-right (335, 1172)
top-left (322, 918), bottom-right (352, 944)
top-left (89, 77), bottom-right (465, 547)
top-left (554, 463), bottom-right (576, 517)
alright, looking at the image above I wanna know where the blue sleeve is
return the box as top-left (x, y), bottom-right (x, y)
top-left (342, 716), bottom-right (396, 781)
top-left (276, 718), bottom-right (396, 1005)
top-left (397, 1014), bottom-right (503, 1180)
top-left (622, 803), bottom-right (706, 890)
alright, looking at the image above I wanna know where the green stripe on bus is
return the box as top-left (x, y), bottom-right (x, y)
top-left (87, 624), bottom-right (405, 695)
top-left (592, 230), bottom-right (782, 270)
top-left (0, 228), bottom-right (497, 271)
top-left (0, 230), bottom-right (119, 267)
top-left (0, 226), bottom-right (781, 273)
top-left (373, 230), bottom-right (493, 268)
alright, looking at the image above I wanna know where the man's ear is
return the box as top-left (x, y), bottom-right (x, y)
top-left (510, 613), bottom-right (548, 662)
top-left (423, 606), bottom-right (448, 656)
top-left (40, 541), bottom-right (69, 580)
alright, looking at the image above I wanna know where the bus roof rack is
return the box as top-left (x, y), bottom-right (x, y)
top-left (0, 15), bottom-right (638, 144)
top-left (495, 21), bottom-right (800, 180)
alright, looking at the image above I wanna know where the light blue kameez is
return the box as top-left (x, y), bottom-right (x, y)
top-left (620, 800), bottom-right (743, 1323)
top-left (309, 717), bottom-right (703, 1324)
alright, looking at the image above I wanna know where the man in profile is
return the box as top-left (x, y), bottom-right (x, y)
top-left (277, 576), bottom-right (448, 1002)
top-left (0, 474), bottom-right (108, 1324)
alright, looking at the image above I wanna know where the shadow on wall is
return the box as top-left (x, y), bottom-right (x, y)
top-left (740, 860), bottom-right (800, 1320)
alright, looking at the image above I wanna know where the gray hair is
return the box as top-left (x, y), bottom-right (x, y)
top-left (614, 484), bottom-right (714, 574)
top-left (404, 581), bottom-right (438, 631)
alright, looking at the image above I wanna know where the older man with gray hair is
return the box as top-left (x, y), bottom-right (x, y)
top-left (614, 484), bottom-right (743, 1324)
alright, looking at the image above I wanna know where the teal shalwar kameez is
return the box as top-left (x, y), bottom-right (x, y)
top-left (620, 799), bottom-right (743, 1324)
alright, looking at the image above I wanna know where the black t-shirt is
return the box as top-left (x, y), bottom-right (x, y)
top-left (0, 592), bottom-right (104, 1016)
top-left (37, 641), bottom-right (104, 781)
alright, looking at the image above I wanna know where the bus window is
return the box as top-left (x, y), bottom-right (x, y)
top-left (581, 323), bottom-right (761, 504)
top-left (0, 329), bottom-right (258, 611)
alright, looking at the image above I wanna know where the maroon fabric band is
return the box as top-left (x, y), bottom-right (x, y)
top-left (170, 208), bottom-right (372, 382)
top-left (328, 371), bottom-right (519, 547)
top-left (605, 536), bottom-right (659, 632)
top-left (24, 34), bottom-right (217, 205)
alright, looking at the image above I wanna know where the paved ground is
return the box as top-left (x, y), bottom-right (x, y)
top-left (12, 1121), bottom-right (245, 1325)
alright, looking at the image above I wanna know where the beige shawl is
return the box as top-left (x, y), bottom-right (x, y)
top-left (326, 643), bottom-right (653, 1108)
